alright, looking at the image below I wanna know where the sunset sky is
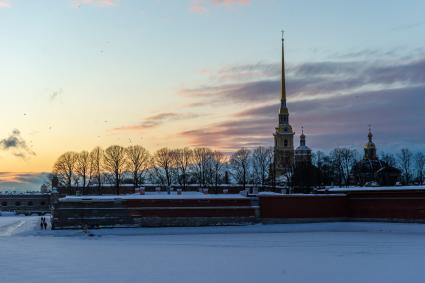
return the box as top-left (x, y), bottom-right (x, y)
top-left (1, 0), bottom-right (424, 189)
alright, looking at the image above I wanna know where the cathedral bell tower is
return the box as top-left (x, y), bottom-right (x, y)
top-left (295, 127), bottom-right (312, 166)
top-left (364, 126), bottom-right (377, 160)
top-left (274, 31), bottom-right (295, 176)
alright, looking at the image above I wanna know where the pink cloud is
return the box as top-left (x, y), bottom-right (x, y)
top-left (191, 0), bottom-right (207, 14)
top-left (113, 112), bottom-right (200, 132)
top-left (0, 0), bottom-right (11, 8)
top-left (190, 0), bottom-right (249, 14)
top-left (213, 0), bottom-right (250, 5)
top-left (73, 0), bottom-right (116, 7)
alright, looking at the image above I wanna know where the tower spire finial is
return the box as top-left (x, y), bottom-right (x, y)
top-left (368, 124), bottom-right (373, 142)
top-left (281, 29), bottom-right (286, 103)
top-left (300, 126), bottom-right (306, 146)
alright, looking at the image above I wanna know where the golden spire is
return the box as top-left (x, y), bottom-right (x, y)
top-left (300, 126), bottom-right (306, 146)
top-left (281, 30), bottom-right (286, 104)
top-left (278, 30), bottom-right (290, 123)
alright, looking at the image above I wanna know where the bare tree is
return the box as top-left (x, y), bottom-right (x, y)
top-left (89, 147), bottom-right (104, 189)
top-left (153, 148), bottom-right (174, 187)
top-left (126, 145), bottom-right (150, 188)
top-left (415, 152), bottom-right (425, 185)
top-left (230, 148), bottom-right (251, 190)
top-left (330, 148), bottom-right (358, 187)
top-left (103, 145), bottom-right (127, 194)
top-left (330, 149), bottom-right (344, 187)
top-left (53, 152), bottom-right (77, 188)
top-left (381, 152), bottom-right (397, 167)
top-left (75, 151), bottom-right (91, 188)
top-left (211, 150), bottom-right (226, 188)
top-left (398, 148), bottom-right (413, 185)
top-left (252, 146), bottom-right (273, 185)
top-left (193, 147), bottom-right (213, 186)
top-left (173, 147), bottom-right (193, 190)
top-left (314, 151), bottom-right (334, 187)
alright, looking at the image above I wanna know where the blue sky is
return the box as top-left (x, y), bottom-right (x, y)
top-left (0, 0), bottom-right (424, 189)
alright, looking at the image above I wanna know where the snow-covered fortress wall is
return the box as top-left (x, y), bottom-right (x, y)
top-left (51, 189), bottom-right (425, 229)
top-left (0, 194), bottom-right (51, 215)
top-left (51, 194), bottom-right (259, 229)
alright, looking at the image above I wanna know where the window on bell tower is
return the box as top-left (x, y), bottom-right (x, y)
top-left (284, 139), bottom-right (288, 147)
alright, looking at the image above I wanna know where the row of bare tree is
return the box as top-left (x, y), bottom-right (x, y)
top-left (53, 146), bottom-right (150, 190)
top-left (390, 149), bottom-right (425, 185)
top-left (53, 145), bottom-right (425, 192)
top-left (52, 145), bottom-right (275, 192)
top-left (314, 148), bottom-right (425, 186)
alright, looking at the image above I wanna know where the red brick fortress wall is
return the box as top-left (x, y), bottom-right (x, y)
top-left (52, 197), bottom-right (258, 229)
top-left (52, 189), bottom-right (425, 229)
top-left (259, 195), bottom-right (348, 220)
top-left (347, 190), bottom-right (425, 220)
top-left (259, 190), bottom-right (425, 222)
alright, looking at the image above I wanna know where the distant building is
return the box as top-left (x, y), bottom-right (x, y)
top-left (295, 128), bottom-right (312, 167)
top-left (352, 127), bottom-right (401, 186)
top-left (292, 129), bottom-right (317, 193)
top-left (0, 194), bottom-right (51, 215)
top-left (364, 127), bottom-right (377, 161)
top-left (40, 184), bottom-right (50, 193)
top-left (274, 34), bottom-right (295, 176)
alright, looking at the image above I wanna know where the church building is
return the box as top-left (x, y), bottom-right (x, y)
top-left (295, 127), bottom-right (312, 166)
top-left (352, 127), bottom-right (401, 186)
top-left (273, 34), bottom-right (295, 176)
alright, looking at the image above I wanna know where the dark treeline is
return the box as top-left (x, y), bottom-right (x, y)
top-left (53, 146), bottom-right (274, 194)
top-left (52, 145), bottom-right (425, 194)
top-left (310, 148), bottom-right (425, 189)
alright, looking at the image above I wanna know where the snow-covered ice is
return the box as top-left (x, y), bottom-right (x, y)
top-left (1, 215), bottom-right (425, 283)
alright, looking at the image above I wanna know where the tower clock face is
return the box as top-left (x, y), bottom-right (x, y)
top-left (284, 127), bottom-right (288, 132)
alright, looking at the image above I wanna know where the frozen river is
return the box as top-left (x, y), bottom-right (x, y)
top-left (1, 215), bottom-right (425, 283)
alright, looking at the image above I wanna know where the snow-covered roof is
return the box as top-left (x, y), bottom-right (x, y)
top-left (295, 145), bottom-right (311, 152)
top-left (59, 192), bottom-right (247, 202)
top-left (324, 185), bottom-right (425, 192)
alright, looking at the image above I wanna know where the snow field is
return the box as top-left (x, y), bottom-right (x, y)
top-left (1, 216), bottom-right (425, 283)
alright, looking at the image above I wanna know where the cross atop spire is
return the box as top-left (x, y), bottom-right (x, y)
top-left (368, 124), bottom-right (373, 142)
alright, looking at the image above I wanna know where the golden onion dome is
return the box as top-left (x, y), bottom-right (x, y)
top-left (364, 141), bottom-right (376, 149)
